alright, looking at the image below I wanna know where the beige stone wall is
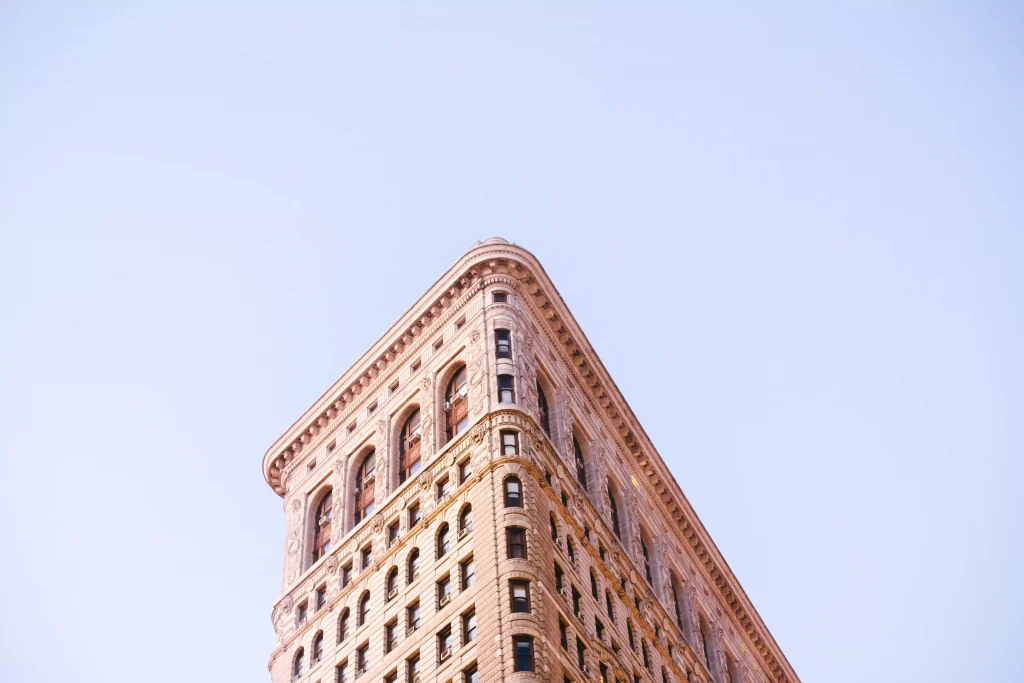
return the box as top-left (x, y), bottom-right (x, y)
top-left (264, 242), bottom-right (794, 683)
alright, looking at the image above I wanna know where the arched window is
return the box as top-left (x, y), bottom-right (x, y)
top-left (573, 436), bottom-right (587, 489)
top-left (407, 548), bottom-right (420, 582)
top-left (437, 523), bottom-right (451, 558)
top-left (641, 537), bottom-right (653, 584)
top-left (386, 567), bottom-right (399, 600)
top-left (550, 513), bottom-right (558, 541)
top-left (353, 450), bottom-right (376, 525)
top-left (338, 609), bottom-right (349, 642)
top-left (358, 591), bottom-right (370, 625)
top-left (444, 366), bottom-right (469, 441)
top-left (567, 537), bottom-right (575, 565)
top-left (504, 476), bottom-right (522, 507)
top-left (608, 482), bottom-right (622, 539)
top-left (312, 489), bottom-right (333, 563)
top-left (312, 631), bottom-right (324, 662)
top-left (293, 648), bottom-right (305, 678)
top-left (399, 409), bottom-right (422, 483)
top-left (459, 505), bottom-right (473, 535)
top-left (590, 569), bottom-right (599, 598)
top-left (495, 329), bottom-right (512, 359)
top-left (537, 381), bottom-right (550, 436)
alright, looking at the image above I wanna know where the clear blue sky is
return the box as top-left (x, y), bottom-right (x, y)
top-left (1, 3), bottom-right (1021, 682)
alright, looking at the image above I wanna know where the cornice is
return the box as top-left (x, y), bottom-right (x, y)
top-left (262, 239), bottom-right (799, 683)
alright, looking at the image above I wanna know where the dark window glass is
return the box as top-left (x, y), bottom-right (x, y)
top-left (513, 636), bottom-right (534, 672)
top-left (498, 374), bottom-right (515, 403)
top-left (495, 329), bottom-right (512, 359)
top-left (504, 476), bottom-right (522, 507)
top-left (501, 430), bottom-right (519, 456)
top-left (510, 580), bottom-right (530, 613)
top-left (537, 382), bottom-right (550, 435)
top-left (506, 527), bottom-right (526, 559)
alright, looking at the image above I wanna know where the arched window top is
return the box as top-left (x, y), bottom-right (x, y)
top-left (400, 409), bottom-right (421, 452)
top-left (459, 504), bottom-right (473, 535)
top-left (353, 449), bottom-right (376, 524)
top-left (386, 566), bottom-right (399, 598)
top-left (437, 522), bottom-right (451, 557)
top-left (358, 590), bottom-right (371, 625)
top-left (444, 365), bottom-right (470, 441)
top-left (312, 488), bottom-right (333, 563)
top-left (549, 513), bottom-right (558, 541)
top-left (399, 408), bottom-right (423, 483)
top-left (312, 631), bottom-right (324, 662)
top-left (293, 647), bottom-right (305, 677)
top-left (641, 534), bottom-right (653, 584)
top-left (504, 475), bottom-right (522, 508)
top-left (573, 435), bottom-right (587, 489)
top-left (356, 450), bottom-right (376, 490)
top-left (407, 547), bottom-right (421, 581)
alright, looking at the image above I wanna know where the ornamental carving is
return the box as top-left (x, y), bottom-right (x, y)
top-left (326, 555), bottom-right (338, 574)
top-left (418, 472), bottom-right (431, 490)
top-left (420, 375), bottom-right (431, 391)
top-left (470, 330), bottom-right (481, 344)
top-left (372, 516), bottom-right (384, 534)
top-left (376, 419), bottom-right (387, 436)
top-left (470, 424), bottom-right (487, 445)
top-left (573, 493), bottom-right (585, 510)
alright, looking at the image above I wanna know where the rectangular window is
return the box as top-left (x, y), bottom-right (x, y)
top-left (495, 329), bottom-right (512, 359)
top-left (411, 358), bottom-right (422, 372)
top-left (356, 644), bottom-right (369, 675)
top-left (596, 618), bottom-right (605, 640)
top-left (336, 660), bottom-right (349, 683)
top-left (385, 620), bottom-right (398, 653)
top-left (461, 556), bottom-right (476, 589)
top-left (385, 671), bottom-right (397, 683)
top-left (493, 292), bottom-right (508, 303)
top-left (296, 601), bottom-right (308, 627)
top-left (577, 637), bottom-right (586, 669)
top-left (388, 521), bottom-right (400, 548)
top-left (407, 602), bottom-right (421, 633)
top-left (498, 374), bottom-right (515, 403)
top-left (438, 625), bottom-right (453, 662)
top-left (316, 586), bottom-right (327, 611)
top-left (368, 400), bottom-right (377, 414)
top-left (406, 653), bottom-right (420, 683)
top-left (361, 545), bottom-right (373, 570)
top-left (389, 380), bottom-right (400, 396)
top-left (437, 575), bottom-right (452, 608)
top-left (458, 458), bottom-right (473, 484)
top-left (559, 619), bottom-right (568, 649)
top-left (464, 663), bottom-right (479, 683)
top-left (462, 608), bottom-right (477, 644)
top-left (572, 587), bottom-right (582, 617)
top-left (510, 579), bottom-right (531, 613)
top-left (513, 636), bottom-right (534, 672)
top-left (347, 421), bottom-right (356, 435)
top-left (506, 527), bottom-right (526, 559)
top-left (409, 503), bottom-right (421, 528)
top-left (501, 430), bottom-right (519, 456)
top-left (555, 562), bottom-right (564, 592)
top-left (455, 315), bottom-right (466, 330)
top-left (436, 475), bottom-right (451, 500)
top-left (433, 338), bottom-right (444, 351)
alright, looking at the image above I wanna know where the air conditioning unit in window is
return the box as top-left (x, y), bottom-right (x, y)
top-left (319, 515), bottom-right (331, 526)
top-left (582, 665), bottom-right (592, 675)
top-left (439, 646), bottom-right (452, 662)
top-left (555, 538), bottom-right (564, 549)
top-left (408, 430), bottom-right (422, 444)
top-left (575, 611), bottom-right (585, 623)
top-left (387, 588), bottom-right (398, 601)
top-left (457, 527), bottom-right (469, 540)
top-left (439, 594), bottom-right (451, 607)
top-left (558, 586), bottom-right (570, 598)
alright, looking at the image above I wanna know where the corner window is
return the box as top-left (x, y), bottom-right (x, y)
top-left (312, 489), bottom-right (333, 563)
top-left (503, 476), bottom-right (522, 508)
top-left (437, 524), bottom-right (451, 558)
top-left (500, 430), bottom-right (519, 456)
top-left (510, 579), bottom-right (531, 613)
top-left (354, 450), bottom-right (376, 524)
top-left (537, 381), bottom-right (550, 435)
top-left (506, 526), bottom-right (526, 559)
top-left (498, 374), bottom-right (515, 403)
top-left (495, 329), bottom-right (512, 359)
top-left (492, 291), bottom-right (508, 303)
top-left (399, 409), bottom-right (422, 483)
top-left (512, 636), bottom-right (534, 672)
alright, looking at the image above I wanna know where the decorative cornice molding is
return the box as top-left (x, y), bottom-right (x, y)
top-left (262, 241), bottom-right (799, 683)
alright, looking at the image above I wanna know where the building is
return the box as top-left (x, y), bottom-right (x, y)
top-left (262, 238), bottom-right (799, 683)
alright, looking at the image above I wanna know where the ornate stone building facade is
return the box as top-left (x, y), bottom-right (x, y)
top-left (262, 239), bottom-right (799, 683)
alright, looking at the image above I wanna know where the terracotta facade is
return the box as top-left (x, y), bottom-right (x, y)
top-left (262, 239), bottom-right (800, 683)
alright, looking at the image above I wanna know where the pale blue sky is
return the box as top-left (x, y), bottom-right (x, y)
top-left (1, 3), bottom-right (1022, 682)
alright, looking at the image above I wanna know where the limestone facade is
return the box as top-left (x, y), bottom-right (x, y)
top-left (262, 238), bottom-right (800, 683)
